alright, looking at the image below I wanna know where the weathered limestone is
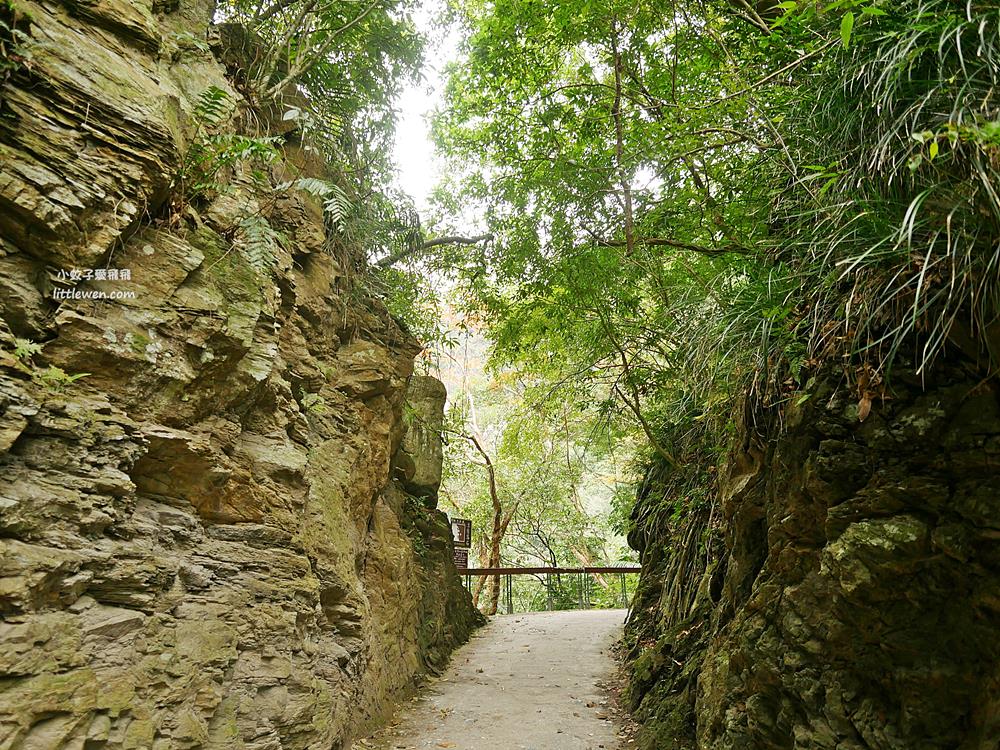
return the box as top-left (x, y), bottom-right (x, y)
top-left (396, 375), bottom-right (447, 501)
top-left (0, 2), bottom-right (480, 748)
top-left (625, 365), bottom-right (1000, 750)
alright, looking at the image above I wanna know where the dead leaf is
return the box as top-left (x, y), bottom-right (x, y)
top-left (858, 395), bottom-right (872, 422)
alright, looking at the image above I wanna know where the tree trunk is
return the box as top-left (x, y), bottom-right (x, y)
top-left (462, 432), bottom-right (504, 616)
top-left (447, 425), bottom-right (521, 616)
top-left (610, 20), bottom-right (635, 257)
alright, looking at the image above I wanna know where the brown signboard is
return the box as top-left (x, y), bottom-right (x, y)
top-left (453, 548), bottom-right (469, 570)
top-left (450, 518), bottom-right (472, 549)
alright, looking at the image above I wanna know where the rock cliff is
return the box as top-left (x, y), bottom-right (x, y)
top-left (0, 1), bottom-right (480, 747)
top-left (624, 361), bottom-right (1000, 750)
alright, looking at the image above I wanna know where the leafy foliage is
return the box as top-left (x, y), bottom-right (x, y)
top-left (236, 214), bottom-right (284, 273)
top-left (430, 0), bottom-right (1000, 509)
top-left (174, 87), bottom-right (280, 208)
top-left (0, 0), bottom-right (33, 83)
top-left (210, 1), bottom-right (452, 341)
top-left (217, 0), bottom-right (422, 104)
top-left (369, 264), bottom-right (456, 353)
top-left (284, 177), bottom-right (354, 233)
top-left (34, 366), bottom-right (89, 393)
top-left (12, 337), bottom-right (42, 361)
top-left (216, 0), bottom-right (422, 201)
top-left (442, 369), bottom-right (634, 583)
top-left (8, 338), bottom-right (89, 393)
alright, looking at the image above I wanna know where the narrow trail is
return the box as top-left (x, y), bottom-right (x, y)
top-left (364, 609), bottom-right (627, 750)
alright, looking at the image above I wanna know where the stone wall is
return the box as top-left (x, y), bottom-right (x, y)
top-left (0, 1), bottom-right (480, 747)
top-left (624, 361), bottom-right (1000, 749)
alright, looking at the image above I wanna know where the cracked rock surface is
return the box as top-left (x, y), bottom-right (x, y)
top-left (0, 1), bottom-right (481, 747)
top-left (625, 366), bottom-right (1000, 750)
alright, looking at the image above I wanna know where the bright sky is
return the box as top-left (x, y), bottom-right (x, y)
top-left (392, 1), bottom-right (460, 213)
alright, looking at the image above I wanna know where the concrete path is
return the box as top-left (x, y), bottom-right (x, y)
top-left (363, 609), bottom-right (626, 750)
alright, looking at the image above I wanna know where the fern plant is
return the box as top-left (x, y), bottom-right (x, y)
top-left (192, 85), bottom-right (230, 127)
top-left (280, 177), bottom-right (354, 234)
top-left (8, 338), bottom-right (89, 393)
top-left (12, 337), bottom-right (42, 361)
top-left (236, 215), bottom-right (284, 274)
top-left (173, 87), bottom-right (281, 210)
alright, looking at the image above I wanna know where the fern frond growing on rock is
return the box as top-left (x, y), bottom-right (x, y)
top-left (281, 178), bottom-right (354, 234)
top-left (193, 85), bottom-right (232, 129)
top-left (237, 215), bottom-right (283, 274)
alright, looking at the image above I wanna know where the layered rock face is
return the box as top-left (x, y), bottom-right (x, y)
top-left (625, 362), bottom-right (1000, 749)
top-left (0, 1), bottom-right (480, 748)
top-left (395, 376), bottom-right (447, 501)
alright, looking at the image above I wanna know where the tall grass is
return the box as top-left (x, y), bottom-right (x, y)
top-left (769, 0), bottom-right (1000, 376)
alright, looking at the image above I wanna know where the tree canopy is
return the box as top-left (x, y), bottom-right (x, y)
top-left (423, 0), bottom-right (999, 475)
top-left (222, 0), bottom-right (1000, 611)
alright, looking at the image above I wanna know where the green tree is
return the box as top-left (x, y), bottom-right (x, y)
top-left (431, 0), bottom-right (1000, 506)
top-left (441, 358), bottom-right (633, 613)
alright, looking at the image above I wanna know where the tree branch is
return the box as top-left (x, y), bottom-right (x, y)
top-left (590, 232), bottom-right (744, 255)
top-left (610, 19), bottom-right (635, 257)
top-left (374, 234), bottom-right (493, 269)
top-left (591, 307), bottom-right (681, 470)
top-left (443, 425), bottom-right (509, 615)
top-left (253, 0), bottom-right (298, 23)
top-left (421, 233), bottom-right (493, 250)
top-left (263, 0), bottom-right (381, 100)
top-left (726, 0), bottom-right (773, 35)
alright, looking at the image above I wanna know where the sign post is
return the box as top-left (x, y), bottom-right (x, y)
top-left (450, 517), bottom-right (472, 570)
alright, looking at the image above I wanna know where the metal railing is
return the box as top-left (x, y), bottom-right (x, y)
top-left (461, 566), bottom-right (641, 614)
